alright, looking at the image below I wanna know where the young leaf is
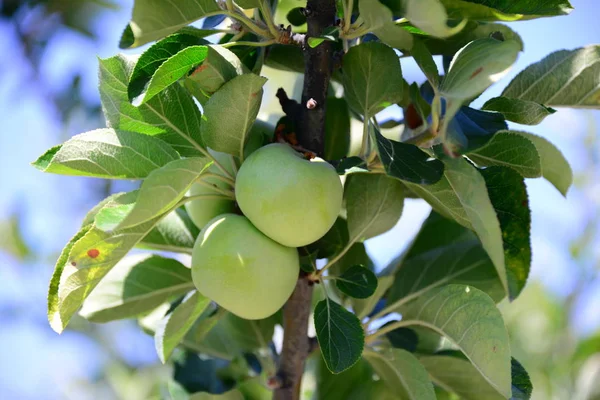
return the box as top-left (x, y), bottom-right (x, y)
top-left (118, 158), bottom-right (211, 229)
top-left (155, 291), bottom-right (211, 363)
top-left (481, 167), bottom-right (531, 300)
top-left (345, 173), bottom-right (405, 242)
top-left (363, 348), bottom-right (436, 399)
top-left (99, 54), bottom-right (205, 157)
top-left (373, 128), bottom-right (444, 184)
top-left (121, 0), bottom-right (221, 48)
top-left (200, 74), bottom-right (267, 158)
top-left (468, 130), bottom-right (542, 178)
top-left (353, 275), bottom-right (394, 319)
top-left (405, 158), bottom-right (508, 294)
top-left (48, 192), bottom-right (165, 333)
top-left (400, 284), bottom-right (512, 398)
top-left (33, 128), bottom-right (179, 179)
top-left (314, 299), bottom-right (364, 373)
top-left (482, 97), bottom-right (556, 125)
top-left (335, 265), bottom-right (378, 299)
top-left (441, 38), bottom-right (521, 100)
top-left (405, 0), bottom-right (467, 38)
top-left (324, 97), bottom-right (351, 160)
top-left (186, 45), bottom-right (246, 94)
top-left (358, 0), bottom-right (413, 51)
top-left (342, 42), bottom-right (404, 118)
top-left (502, 45), bottom-right (600, 108)
top-left (139, 208), bottom-right (200, 253)
top-left (80, 255), bottom-right (194, 322)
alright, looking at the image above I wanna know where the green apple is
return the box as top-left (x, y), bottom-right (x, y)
top-left (185, 149), bottom-right (236, 229)
top-left (191, 214), bottom-right (299, 320)
top-left (235, 143), bottom-right (343, 247)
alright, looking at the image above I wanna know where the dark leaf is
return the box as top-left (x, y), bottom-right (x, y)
top-left (335, 265), bottom-right (378, 299)
top-left (385, 326), bottom-right (418, 352)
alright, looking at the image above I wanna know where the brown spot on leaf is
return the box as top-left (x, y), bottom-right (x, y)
top-left (470, 67), bottom-right (484, 79)
top-left (87, 249), bottom-right (100, 259)
top-left (492, 345), bottom-right (497, 353)
top-left (71, 261), bottom-right (77, 266)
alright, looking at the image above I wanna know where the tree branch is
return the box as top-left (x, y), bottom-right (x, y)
top-left (273, 1), bottom-right (336, 399)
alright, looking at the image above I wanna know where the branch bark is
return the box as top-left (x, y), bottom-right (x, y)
top-left (273, 1), bottom-right (336, 399)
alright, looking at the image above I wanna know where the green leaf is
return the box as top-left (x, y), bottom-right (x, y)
top-left (286, 7), bottom-right (306, 26)
top-left (122, 0), bottom-right (221, 48)
top-left (411, 38), bottom-right (440, 87)
top-left (353, 275), bottom-right (394, 319)
top-left (482, 97), bottom-right (556, 125)
top-left (359, 0), bottom-right (413, 50)
top-left (404, 158), bottom-right (508, 294)
top-left (511, 358), bottom-right (533, 399)
top-left (306, 218), bottom-right (349, 260)
top-left (264, 44), bottom-right (304, 73)
top-left (342, 42), bottom-right (404, 118)
top-left (313, 355), bottom-right (374, 400)
top-left (48, 192), bottom-right (164, 333)
top-left (314, 299), bottom-right (364, 373)
top-left (363, 348), bottom-right (436, 399)
top-left (385, 326), bottom-right (419, 352)
top-left (99, 54), bottom-right (205, 157)
top-left (33, 128), bottom-right (179, 179)
top-left (189, 389), bottom-right (244, 400)
top-left (186, 45), bottom-right (246, 94)
top-left (324, 98), bottom-right (351, 160)
top-left (118, 158), bottom-right (211, 229)
top-left (235, 0), bottom-right (259, 8)
top-left (502, 45), bottom-right (600, 108)
top-left (155, 291), bottom-right (211, 363)
top-left (406, 0), bottom-right (467, 38)
top-left (139, 208), bottom-right (199, 253)
top-left (468, 130), bottom-right (542, 178)
top-left (481, 167), bottom-right (531, 300)
top-left (441, 38), bottom-right (521, 100)
top-left (335, 265), bottom-right (378, 299)
top-left (344, 173), bottom-right (405, 242)
top-left (80, 255), bottom-right (194, 322)
top-left (373, 128), bottom-right (444, 184)
top-left (440, 0), bottom-right (573, 21)
top-left (201, 74), bottom-right (267, 158)
top-left (400, 284), bottom-right (512, 397)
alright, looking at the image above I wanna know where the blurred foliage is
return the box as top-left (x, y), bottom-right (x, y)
top-left (0, 212), bottom-right (31, 260)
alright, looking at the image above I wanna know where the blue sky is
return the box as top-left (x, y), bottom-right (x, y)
top-left (0, 0), bottom-right (598, 397)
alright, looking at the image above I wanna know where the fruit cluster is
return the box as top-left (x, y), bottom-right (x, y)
top-left (187, 140), bottom-right (343, 320)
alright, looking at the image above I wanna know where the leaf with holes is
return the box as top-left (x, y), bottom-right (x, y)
top-left (80, 255), bottom-right (194, 322)
top-left (201, 74), bottom-right (267, 159)
top-left (345, 173), bottom-right (405, 242)
top-left (399, 284), bottom-right (511, 398)
top-left (155, 291), bottom-right (211, 363)
top-left (314, 300), bottom-right (364, 373)
top-left (482, 97), bottom-right (556, 125)
top-left (118, 158), bottom-right (211, 229)
top-left (33, 128), bottom-right (179, 179)
top-left (502, 45), bottom-right (600, 108)
top-left (363, 348), bottom-right (436, 399)
top-left (99, 54), bottom-right (205, 157)
top-left (335, 265), bottom-right (378, 299)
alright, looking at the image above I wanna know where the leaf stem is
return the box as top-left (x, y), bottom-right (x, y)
top-left (195, 179), bottom-right (235, 198)
top-left (316, 237), bottom-right (358, 278)
top-left (365, 320), bottom-right (413, 344)
top-left (259, 0), bottom-right (281, 39)
top-left (200, 172), bottom-right (235, 187)
top-left (344, 0), bottom-right (354, 34)
top-left (205, 10), bottom-right (271, 38)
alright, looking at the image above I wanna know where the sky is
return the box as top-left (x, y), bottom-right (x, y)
top-left (0, 0), bottom-right (598, 398)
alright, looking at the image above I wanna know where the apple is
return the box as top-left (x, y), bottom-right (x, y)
top-left (185, 149), bottom-right (236, 229)
top-left (235, 143), bottom-right (343, 247)
top-left (191, 214), bottom-right (299, 320)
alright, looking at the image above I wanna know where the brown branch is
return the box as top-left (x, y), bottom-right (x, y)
top-left (273, 1), bottom-right (336, 398)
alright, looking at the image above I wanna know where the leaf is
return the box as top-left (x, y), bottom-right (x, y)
top-left (480, 167), bottom-right (531, 301)
top-left (385, 326), bottom-right (419, 352)
top-left (511, 358), bottom-right (533, 399)
top-left (363, 348), bottom-right (436, 399)
top-left (122, 0), bottom-right (221, 48)
top-left (342, 42), bottom-right (404, 117)
top-left (468, 130), bottom-right (541, 178)
top-left (440, 0), bottom-right (573, 21)
top-left (189, 389), bottom-right (244, 400)
top-left (80, 255), bottom-right (194, 322)
top-left (186, 45), bottom-right (246, 93)
top-left (373, 128), bottom-right (444, 184)
top-left (118, 158), bottom-right (211, 229)
top-left (404, 158), bottom-right (507, 294)
top-left (139, 208), bottom-right (199, 253)
top-left (406, 0), bottom-right (467, 38)
top-left (441, 38), bottom-right (521, 100)
top-left (314, 299), bottom-right (364, 373)
top-left (264, 44), bottom-right (304, 73)
top-left (313, 356), bottom-right (374, 400)
top-left (446, 104), bottom-right (508, 153)
top-left (324, 97), bottom-right (351, 160)
top-left (482, 97), bottom-right (556, 125)
top-left (201, 74), bottom-right (267, 158)
top-left (99, 54), bottom-right (205, 157)
top-left (306, 218), bottom-right (349, 260)
top-left (353, 275), bottom-right (394, 319)
top-left (345, 173), bottom-right (405, 242)
top-left (359, 0), bottom-right (413, 50)
top-left (513, 132), bottom-right (572, 196)
top-left (48, 192), bottom-right (164, 333)
top-left (400, 284), bottom-right (511, 397)
top-left (503, 45), bottom-right (599, 108)
top-left (411, 38), bottom-right (440, 87)
top-left (335, 265), bottom-right (378, 299)
top-left (155, 291), bottom-right (211, 363)
top-left (33, 128), bottom-right (179, 179)
top-left (385, 212), bottom-right (505, 308)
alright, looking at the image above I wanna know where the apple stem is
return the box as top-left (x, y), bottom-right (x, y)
top-left (273, 1), bottom-right (336, 399)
